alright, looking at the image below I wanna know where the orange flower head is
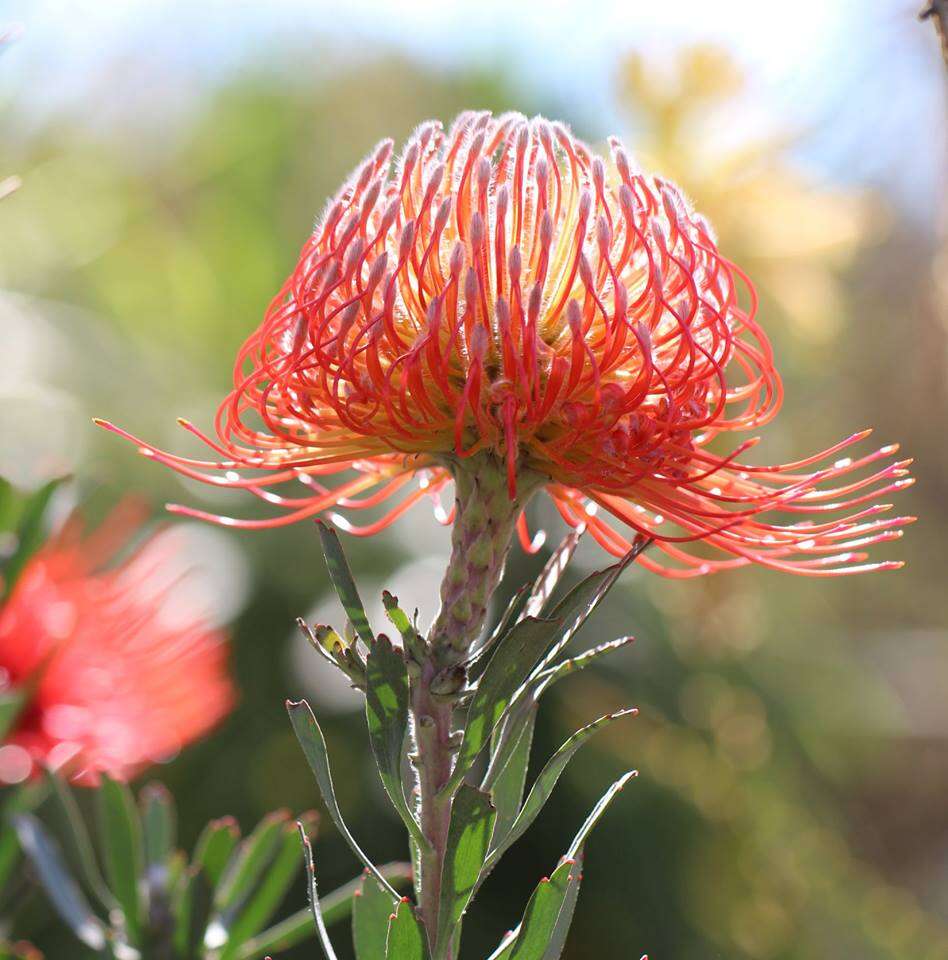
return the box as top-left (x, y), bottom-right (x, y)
top-left (0, 505), bottom-right (234, 784)
top-left (99, 111), bottom-right (913, 577)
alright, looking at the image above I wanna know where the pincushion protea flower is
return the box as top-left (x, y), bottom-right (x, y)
top-left (98, 111), bottom-right (912, 578)
top-left (0, 506), bottom-right (234, 784)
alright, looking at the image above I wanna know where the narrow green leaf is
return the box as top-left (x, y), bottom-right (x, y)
top-left (381, 591), bottom-right (418, 647)
top-left (469, 583), bottom-right (530, 679)
top-left (521, 528), bottom-right (585, 622)
top-left (140, 782), bottom-right (176, 870)
top-left (287, 699), bottom-right (398, 897)
top-left (217, 811), bottom-right (318, 959)
top-left (192, 816), bottom-right (240, 889)
top-left (487, 703), bottom-right (537, 842)
top-left (233, 863), bottom-right (412, 960)
top-left (172, 866), bottom-right (213, 960)
top-left (0, 689), bottom-right (25, 742)
top-left (298, 823), bottom-right (340, 960)
top-left (214, 810), bottom-right (291, 912)
top-left (316, 521), bottom-right (374, 645)
top-left (540, 849), bottom-right (583, 960)
top-left (437, 785), bottom-right (495, 952)
top-left (353, 872), bottom-right (394, 960)
top-left (487, 856), bottom-right (582, 960)
top-left (532, 542), bottom-right (646, 679)
top-left (564, 771), bottom-right (637, 861)
top-left (1, 477), bottom-right (66, 598)
top-left (532, 636), bottom-right (636, 697)
top-left (385, 898), bottom-right (428, 960)
top-left (34, 772), bottom-right (115, 913)
top-left (13, 814), bottom-right (108, 952)
top-left (97, 773), bottom-right (145, 944)
top-left (486, 709), bottom-right (636, 871)
top-left (365, 637), bottom-right (426, 849)
top-left (452, 617), bottom-right (560, 787)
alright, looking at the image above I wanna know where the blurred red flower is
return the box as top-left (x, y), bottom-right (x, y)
top-left (0, 505), bottom-right (234, 784)
top-left (100, 111), bottom-right (912, 577)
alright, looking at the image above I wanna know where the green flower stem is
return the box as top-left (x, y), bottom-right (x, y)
top-left (412, 453), bottom-right (541, 957)
top-left (428, 453), bottom-right (542, 665)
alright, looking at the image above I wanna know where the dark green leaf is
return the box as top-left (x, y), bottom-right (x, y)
top-left (218, 812), bottom-right (318, 960)
top-left (487, 856), bottom-right (582, 960)
top-left (531, 543), bottom-right (645, 680)
top-left (532, 636), bottom-right (636, 697)
top-left (564, 771), bottom-right (637, 861)
top-left (0, 689), bottom-right (25, 742)
top-left (34, 772), bottom-right (115, 914)
top-left (436, 785), bottom-right (495, 952)
top-left (172, 866), bottom-right (213, 960)
top-left (485, 709), bottom-right (636, 871)
top-left (233, 863), bottom-right (412, 960)
top-left (298, 823), bottom-right (340, 960)
top-left (316, 521), bottom-right (374, 645)
top-left (140, 782), bottom-right (176, 870)
top-left (451, 617), bottom-right (560, 788)
top-left (97, 774), bottom-right (145, 944)
top-left (352, 872), bottom-right (394, 960)
top-left (13, 814), bottom-right (108, 953)
top-left (192, 816), bottom-right (240, 889)
top-left (365, 636), bottom-right (426, 849)
top-left (385, 898), bottom-right (428, 960)
top-left (287, 699), bottom-right (398, 897)
top-left (487, 703), bottom-right (537, 842)
top-left (214, 810), bottom-right (290, 913)
top-left (1, 477), bottom-right (66, 598)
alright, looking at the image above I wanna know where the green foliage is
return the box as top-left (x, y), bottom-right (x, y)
top-left (294, 527), bottom-right (644, 960)
top-left (11, 773), bottom-right (410, 960)
top-left (0, 476), bottom-right (68, 601)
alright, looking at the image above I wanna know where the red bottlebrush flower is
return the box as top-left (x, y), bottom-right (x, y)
top-left (0, 506), bottom-right (234, 784)
top-left (98, 111), bottom-right (913, 577)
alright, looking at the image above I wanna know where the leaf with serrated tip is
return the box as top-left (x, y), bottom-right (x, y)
top-left (487, 856), bottom-right (582, 960)
top-left (385, 898), bottom-right (428, 960)
top-left (485, 709), bottom-right (636, 872)
top-left (352, 872), bottom-right (393, 960)
top-left (287, 699), bottom-right (398, 897)
top-left (532, 636), bottom-right (636, 697)
top-left (565, 771), bottom-right (637, 861)
top-left (532, 540), bottom-right (647, 681)
top-left (316, 521), bottom-right (374, 645)
top-left (192, 817), bottom-right (240, 889)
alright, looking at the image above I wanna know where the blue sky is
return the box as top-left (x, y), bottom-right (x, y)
top-left (1, 0), bottom-right (945, 222)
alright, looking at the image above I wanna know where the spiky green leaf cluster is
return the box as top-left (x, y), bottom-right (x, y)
top-left (7, 773), bottom-right (410, 959)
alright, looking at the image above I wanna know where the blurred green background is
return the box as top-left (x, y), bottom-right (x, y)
top-left (1, 2), bottom-right (946, 957)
